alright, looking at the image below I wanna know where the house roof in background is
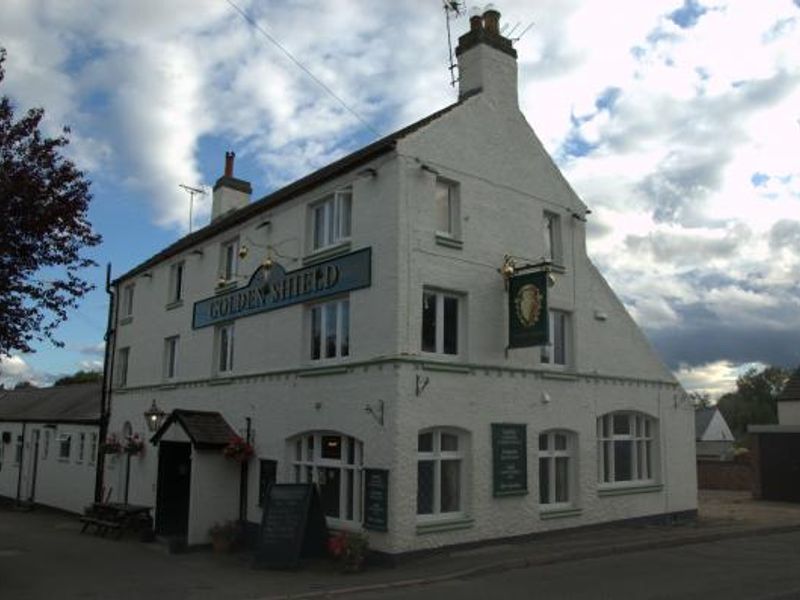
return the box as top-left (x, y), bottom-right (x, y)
top-left (0, 383), bottom-right (101, 424)
top-left (695, 407), bottom-right (716, 440)
top-left (778, 371), bottom-right (800, 403)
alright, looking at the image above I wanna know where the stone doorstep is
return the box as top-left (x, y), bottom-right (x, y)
top-left (251, 522), bottom-right (800, 600)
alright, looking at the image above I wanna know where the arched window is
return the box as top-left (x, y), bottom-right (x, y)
top-left (417, 428), bottom-right (467, 518)
top-left (597, 412), bottom-right (656, 484)
top-left (290, 432), bottom-right (363, 525)
top-left (538, 430), bottom-right (576, 507)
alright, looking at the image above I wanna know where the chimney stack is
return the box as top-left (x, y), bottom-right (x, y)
top-left (455, 5), bottom-right (518, 107)
top-left (211, 150), bottom-right (252, 222)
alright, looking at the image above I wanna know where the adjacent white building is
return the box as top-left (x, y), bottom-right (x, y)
top-left (104, 9), bottom-right (697, 554)
top-left (695, 407), bottom-right (734, 460)
top-left (0, 383), bottom-right (101, 514)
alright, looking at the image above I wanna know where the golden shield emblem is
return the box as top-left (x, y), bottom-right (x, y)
top-left (514, 284), bottom-right (542, 328)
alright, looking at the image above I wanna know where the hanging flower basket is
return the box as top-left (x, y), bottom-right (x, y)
top-left (124, 434), bottom-right (146, 456)
top-left (222, 435), bottom-right (254, 463)
top-left (102, 433), bottom-right (123, 455)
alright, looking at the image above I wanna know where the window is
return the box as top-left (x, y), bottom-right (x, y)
top-left (43, 430), bottom-right (50, 460)
top-left (291, 432), bottom-right (363, 524)
top-left (539, 431), bottom-right (574, 507)
top-left (77, 433), bottom-right (86, 463)
top-left (58, 434), bottom-right (72, 461)
top-left (220, 239), bottom-right (238, 283)
top-left (311, 189), bottom-right (352, 251)
top-left (435, 179), bottom-right (460, 238)
top-left (168, 261), bottom-right (184, 304)
top-left (543, 211), bottom-right (562, 264)
top-left (121, 284), bottom-right (135, 318)
top-left (598, 413), bottom-right (656, 485)
top-left (14, 435), bottom-right (23, 465)
top-left (116, 347), bottom-right (130, 387)
top-left (310, 298), bottom-right (350, 360)
top-left (164, 336), bottom-right (179, 380)
top-left (89, 433), bottom-right (98, 465)
top-left (216, 324), bottom-right (234, 373)
top-left (422, 290), bottom-right (459, 355)
top-left (417, 429), bottom-right (466, 518)
top-left (541, 310), bottom-right (569, 366)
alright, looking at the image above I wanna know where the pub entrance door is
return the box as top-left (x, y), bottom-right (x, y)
top-left (155, 441), bottom-right (192, 537)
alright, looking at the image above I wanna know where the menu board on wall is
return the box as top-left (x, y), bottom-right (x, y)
top-left (491, 423), bottom-right (528, 497)
top-left (363, 469), bottom-right (389, 532)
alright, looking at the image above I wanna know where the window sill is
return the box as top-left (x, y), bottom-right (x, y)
top-left (166, 300), bottom-right (184, 311)
top-left (160, 383), bottom-right (179, 390)
top-left (540, 507), bottom-right (582, 520)
top-left (435, 232), bottom-right (463, 249)
top-left (422, 361), bottom-right (472, 374)
top-left (540, 370), bottom-right (578, 381)
top-left (119, 316), bottom-right (133, 326)
top-left (598, 483), bottom-right (663, 497)
top-left (303, 240), bottom-right (352, 266)
top-left (209, 376), bottom-right (234, 386)
top-left (297, 365), bottom-right (350, 378)
top-left (416, 516), bottom-right (474, 535)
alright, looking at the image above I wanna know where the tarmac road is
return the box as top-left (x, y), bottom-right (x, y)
top-left (354, 530), bottom-right (800, 600)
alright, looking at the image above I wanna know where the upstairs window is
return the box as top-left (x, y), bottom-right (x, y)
top-left (435, 179), bottom-right (460, 238)
top-left (168, 261), bottom-right (184, 304)
top-left (311, 189), bottom-right (352, 252)
top-left (116, 347), bottom-right (130, 387)
top-left (216, 324), bottom-right (234, 374)
top-left (422, 290), bottom-right (460, 355)
top-left (310, 298), bottom-right (350, 360)
top-left (220, 239), bottom-right (238, 283)
top-left (598, 413), bottom-right (656, 485)
top-left (541, 310), bottom-right (569, 366)
top-left (543, 211), bottom-right (562, 265)
top-left (164, 336), bottom-right (179, 380)
top-left (121, 284), bottom-right (135, 318)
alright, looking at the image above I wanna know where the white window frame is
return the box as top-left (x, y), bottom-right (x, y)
top-left (421, 289), bottom-right (461, 356)
top-left (89, 433), bottom-right (98, 465)
top-left (540, 309), bottom-right (569, 367)
top-left (14, 435), bottom-right (23, 465)
top-left (309, 297), bottom-right (350, 361)
top-left (164, 336), bottom-right (179, 380)
top-left (543, 211), bottom-right (562, 265)
top-left (597, 412), bottom-right (656, 486)
top-left (116, 347), bottom-right (130, 388)
top-left (435, 178), bottom-right (461, 238)
top-left (416, 428), bottom-right (467, 522)
top-left (220, 239), bottom-right (239, 283)
top-left (121, 284), bottom-right (135, 318)
top-left (58, 434), bottom-right (72, 461)
top-left (290, 432), bottom-right (363, 528)
top-left (168, 261), bottom-right (184, 304)
top-left (310, 188), bottom-right (352, 252)
top-left (216, 324), bottom-right (235, 374)
top-left (539, 430), bottom-right (575, 509)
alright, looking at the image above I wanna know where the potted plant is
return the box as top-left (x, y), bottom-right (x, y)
top-left (222, 435), bottom-right (254, 463)
top-left (124, 433), bottom-right (145, 456)
top-left (102, 433), bottom-right (122, 455)
top-left (208, 520), bottom-right (239, 553)
top-left (327, 531), bottom-right (369, 573)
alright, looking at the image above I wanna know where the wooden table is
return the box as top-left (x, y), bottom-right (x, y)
top-left (80, 502), bottom-right (153, 539)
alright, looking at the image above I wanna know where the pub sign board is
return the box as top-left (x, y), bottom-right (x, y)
top-left (363, 469), bottom-right (389, 532)
top-left (193, 247), bottom-right (371, 329)
top-left (507, 271), bottom-right (548, 348)
top-left (492, 423), bottom-right (528, 497)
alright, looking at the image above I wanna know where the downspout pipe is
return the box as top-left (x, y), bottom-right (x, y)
top-left (95, 263), bottom-right (116, 503)
top-left (15, 422), bottom-right (26, 506)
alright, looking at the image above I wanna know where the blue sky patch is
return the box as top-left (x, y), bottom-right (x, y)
top-left (669, 0), bottom-right (708, 29)
top-left (751, 172), bottom-right (770, 187)
top-left (560, 130), bottom-right (599, 159)
top-left (595, 87), bottom-right (622, 111)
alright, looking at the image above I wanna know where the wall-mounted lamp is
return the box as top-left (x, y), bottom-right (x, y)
top-left (238, 245), bottom-right (249, 260)
top-left (416, 375), bottom-right (430, 397)
top-left (144, 399), bottom-right (167, 433)
top-left (364, 399), bottom-right (385, 426)
top-left (499, 255), bottom-right (516, 280)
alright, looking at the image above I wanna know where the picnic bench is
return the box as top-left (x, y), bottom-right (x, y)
top-left (80, 502), bottom-right (153, 539)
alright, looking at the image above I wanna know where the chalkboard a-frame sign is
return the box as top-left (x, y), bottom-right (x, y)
top-left (254, 483), bottom-right (328, 569)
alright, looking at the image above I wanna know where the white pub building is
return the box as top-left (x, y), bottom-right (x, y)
top-left (104, 9), bottom-right (697, 555)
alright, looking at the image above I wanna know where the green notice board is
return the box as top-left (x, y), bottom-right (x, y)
top-left (492, 423), bottom-right (528, 497)
top-left (363, 469), bottom-right (389, 532)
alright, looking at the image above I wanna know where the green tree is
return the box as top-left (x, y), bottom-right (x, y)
top-left (53, 369), bottom-right (102, 386)
top-left (0, 48), bottom-right (101, 355)
top-left (717, 366), bottom-right (790, 441)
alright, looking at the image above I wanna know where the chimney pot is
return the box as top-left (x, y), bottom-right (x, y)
top-left (469, 14), bottom-right (482, 31)
top-left (483, 7), bottom-right (500, 34)
top-left (224, 151), bottom-right (235, 177)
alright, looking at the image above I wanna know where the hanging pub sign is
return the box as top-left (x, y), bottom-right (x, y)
top-left (193, 247), bottom-right (371, 329)
top-left (507, 271), bottom-right (548, 348)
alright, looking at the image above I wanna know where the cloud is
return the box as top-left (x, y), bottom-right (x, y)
top-left (0, 354), bottom-right (57, 388)
top-left (673, 360), bottom-right (766, 399)
top-left (78, 342), bottom-right (105, 357)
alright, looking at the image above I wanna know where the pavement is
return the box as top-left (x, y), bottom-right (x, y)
top-left (2, 490), bottom-right (800, 600)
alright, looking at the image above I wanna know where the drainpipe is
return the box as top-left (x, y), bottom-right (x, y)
top-left (95, 263), bottom-right (116, 503)
top-left (15, 423), bottom-right (26, 506)
top-left (239, 418), bottom-right (252, 525)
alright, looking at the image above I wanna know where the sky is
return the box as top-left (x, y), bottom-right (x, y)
top-left (0, 0), bottom-right (798, 398)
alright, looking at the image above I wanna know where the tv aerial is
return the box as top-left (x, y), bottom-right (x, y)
top-left (443, 1), bottom-right (465, 87)
top-left (179, 184), bottom-right (206, 233)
